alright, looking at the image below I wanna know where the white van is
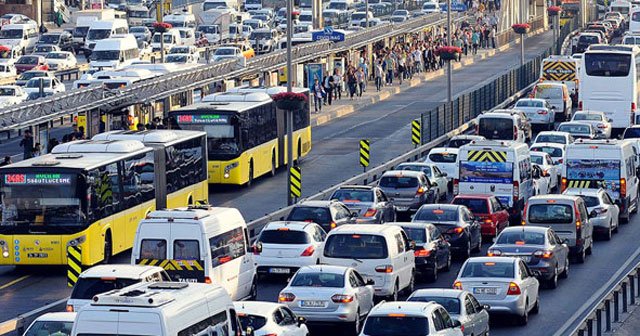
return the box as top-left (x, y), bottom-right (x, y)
top-left (320, 224), bottom-right (416, 301)
top-left (131, 206), bottom-right (258, 301)
top-left (72, 282), bottom-right (241, 336)
top-left (163, 12), bottom-right (197, 28)
top-left (0, 23), bottom-right (38, 53)
top-left (562, 139), bottom-right (640, 222)
top-left (456, 140), bottom-right (534, 223)
top-left (89, 34), bottom-right (140, 70)
top-left (610, 1), bottom-right (632, 22)
top-left (85, 19), bottom-right (129, 51)
top-left (151, 28), bottom-right (182, 52)
top-left (476, 112), bottom-right (527, 143)
top-left (630, 7), bottom-right (640, 32)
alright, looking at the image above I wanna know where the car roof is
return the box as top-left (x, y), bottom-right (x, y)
top-left (536, 131), bottom-right (570, 137)
top-left (428, 147), bottom-right (459, 154)
top-left (410, 288), bottom-right (466, 299)
top-left (419, 204), bottom-right (462, 211)
top-left (529, 194), bottom-right (579, 202)
top-left (331, 224), bottom-right (401, 235)
top-left (500, 226), bottom-right (549, 234)
top-left (386, 222), bottom-right (435, 230)
top-left (559, 122), bottom-right (593, 128)
top-left (33, 312), bottom-right (77, 323)
top-left (297, 200), bottom-right (333, 207)
top-left (531, 142), bottom-right (565, 149)
top-left (297, 264), bottom-right (350, 274)
top-left (450, 135), bottom-right (485, 140)
top-left (79, 264), bottom-right (164, 278)
top-left (453, 194), bottom-right (493, 200)
top-left (382, 170), bottom-right (424, 178)
top-left (563, 188), bottom-right (603, 196)
top-left (336, 185), bottom-right (375, 191)
top-left (517, 98), bottom-right (546, 102)
top-left (465, 256), bottom-right (518, 263)
top-left (370, 301), bottom-right (440, 316)
top-left (263, 221), bottom-right (315, 231)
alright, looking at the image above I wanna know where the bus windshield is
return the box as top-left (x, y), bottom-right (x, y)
top-left (173, 114), bottom-right (240, 158)
top-left (0, 172), bottom-right (87, 234)
top-left (584, 53), bottom-right (631, 77)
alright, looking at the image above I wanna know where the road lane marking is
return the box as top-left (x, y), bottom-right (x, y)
top-left (0, 275), bottom-right (30, 290)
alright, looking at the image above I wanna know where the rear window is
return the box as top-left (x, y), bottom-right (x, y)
top-left (452, 197), bottom-right (489, 213)
top-left (574, 114), bottom-right (603, 121)
top-left (579, 35), bottom-right (599, 44)
top-left (579, 195), bottom-right (600, 208)
top-left (535, 86), bottom-right (562, 99)
top-left (24, 321), bottom-right (74, 336)
top-left (447, 139), bottom-right (472, 148)
top-left (140, 239), bottom-right (167, 259)
top-left (291, 271), bottom-right (345, 287)
top-left (71, 277), bottom-right (140, 299)
top-left (624, 127), bottom-right (640, 139)
top-left (331, 189), bottom-right (374, 202)
top-left (287, 206), bottom-right (331, 224)
top-left (496, 231), bottom-right (546, 245)
top-left (478, 117), bottom-right (514, 140)
top-left (531, 146), bottom-right (563, 157)
top-left (461, 261), bottom-right (515, 278)
top-left (379, 176), bottom-right (419, 188)
top-left (414, 208), bottom-right (459, 222)
top-left (324, 234), bottom-right (388, 259)
top-left (238, 314), bottom-right (267, 331)
top-left (259, 229), bottom-right (310, 244)
top-left (402, 227), bottom-right (427, 244)
top-left (408, 296), bottom-right (460, 314)
top-left (535, 134), bottom-right (566, 144)
top-left (530, 154), bottom-right (543, 165)
top-left (398, 164), bottom-right (431, 177)
top-left (428, 152), bottom-right (457, 162)
top-left (584, 53), bottom-right (631, 77)
top-left (173, 240), bottom-right (200, 260)
top-left (528, 204), bottom-right (573, 224)
top-left (558, 124), bottom-right (590, 135)
top-left (515, 100), bottom-right (543, 108)
top-left (363, 316), bottom-right (429, 336)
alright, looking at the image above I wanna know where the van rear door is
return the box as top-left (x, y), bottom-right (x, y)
top-left (459, 148), bottom-right (514, 206)
top-left (168, 222), bottom-right (207, 284)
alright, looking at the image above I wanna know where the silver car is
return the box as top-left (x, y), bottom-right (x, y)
top-left (514, 98), bottom-right (556, 130)
top-left (378, 170), bottom-right (435, 214)
top-left (563, 188), bottom-right (620, 240)
top-left (453, 257), bottom-right (540, 325)
top-left (408, 289), bottom-right (490, 336)
top-left (329, 185), bottom-right (396, 224)
top-left (396, 162), bottom-right (449, 202)
top-left (571, 111), bottom-right (613, 139)
top-left (278, 265), bottom-right (375, 334)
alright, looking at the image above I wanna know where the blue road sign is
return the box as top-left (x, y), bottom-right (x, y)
top-left (312, 27), bottom-right (346, 42)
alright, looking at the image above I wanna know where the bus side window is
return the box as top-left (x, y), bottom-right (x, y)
top-left (88, 162), bottom-right (122, 220)
top-left (122, 152), bottom-right (155, 208)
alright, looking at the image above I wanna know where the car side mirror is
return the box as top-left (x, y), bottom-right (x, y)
top-left (608, 118), bottom-right (613, 122)
top-left (483, 304), bottom-right (491, 311)
top-left (531, 270), bottom-right (542, 277)
top-left (366, 278), bottom-right (375, 285)
top-left (562, 238), bottom-right (570, 245)
top-left (297, 316), bottom-right (307, 326)
top-left (252, 242), bottom-right (262, 254)
top-left (451, 319), bottom-right (462, 328)
top-left (280, 216), bottom-right (285, 220)
top-left (409, 240), bottom-right (416, 250)
top-left (246, 327), bottom-right (254, 336)
top-left (441, 172), bottom-right (448, 177)
top-left (589, 210), bottom-right (598, 218)
top-left (351, 211), bottom-right (359, 218)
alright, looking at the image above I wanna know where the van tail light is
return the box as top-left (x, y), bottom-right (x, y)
top-left (633, 102), bottom-right (637, 113)
top-left (487, 249), bottom-right (502, 256)
top-left (279, 293), bottom-right (296, 302)
top-left (621, 178), bottom-right (627, 198)
top-left (453, 281), bottom-right (463, 290)
top-left (331, 294), bottom-right (354, 303)
top-left (513, 126), bottom-right (518, 140)
top-left (447, 227), bottom-right (464, 235)
top-left (507, 282), bottom-right (522, 295)
top-left (578, 101), bottom-right (583, 110)
top-left (364, 208), bottom-right (378, 217)
top-left (537, 110), bottom-right (548, 115)
top-left (513, 180), bottom-right (519, 203)
top-left (375, 265), bottom-right (394, 273)
top-left (414, 248), bottom-right (432, 257)
top-left (561, 177), bottom-right (568, 192)
top-left (300, 246), bottom-right (315, 257)
top-left (205, 276), bottom-right (212, 284)
top-left (453, 179), bottom-right (459, 195)
top-left (66, 305), bottom-right (74, 312)
top-left (522, 202), bottom-right (528, 225)
top-left (534, 250), bottom-right (554, 259)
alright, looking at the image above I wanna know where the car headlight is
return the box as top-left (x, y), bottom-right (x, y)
top-left (67, 235), bottom-right (86, 247)
top-left (224, 162), bottom-right (239, 179)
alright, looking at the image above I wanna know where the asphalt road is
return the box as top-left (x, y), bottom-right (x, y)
top-left (4, 30), bottom-right (624, 336)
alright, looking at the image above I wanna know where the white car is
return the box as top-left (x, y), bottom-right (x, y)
top-left (360, 301), bottom-right (463, 336)
top-left (213, 46), bottom-right (243, 62)
top-left (22, 77), bottom-right (65, 95)
top-left (165, 53), bottom-right (198, 64)
top-left (0, 63), bottom-right (16, 78)
top-left (424, 147), bottom-right (459, 186)
top-left (396, 162), bottom-right (449, 201)
top-left (32, 44), bottom-right (61, 56)
top-left (422, 2), bottom-right (442, 13)
top-left (279, 265), bottom-right (375, 334)
top-left (563, 188), bottom-right (620, 240)
top-left (530, 151), bottom-right (559, 190)
top-left (168, 45), bottom-right (200, 62)
top-left (447, 135), bottom-right (486, 148)
top-left (533, 131), bottom-right (574, 146)
top-left (571, 111), bottom-right (613, 139)
top-left (530, 142), bottom-right (566, 175)
top-left (0, 85), bottom-right (27, 107)
top-left (513, 98), bottom-right (556, 130)
top-left (255, 221), bottom-right (326, 278)
top-left (22, 312), bottom-right (76, 336)
top-left (45, 51), bottom-right (77, 70)
top-left (235, 301), bottom-right (309, 336)
top-left (454, 257), bottom-right (540, 325)
top-left (532, 164), bottom-right (550, 196)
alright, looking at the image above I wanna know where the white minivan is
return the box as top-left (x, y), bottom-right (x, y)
top-left (89, 34), bottom-right (140, 70)
top-left (131, 206), bottom-right (258, 301)
top-left (320, 224), bottom-right (416, 301)
top-left (0, 23), bottom-right (38, 53)
top-left (476, 112), bottom-right (527, 143)
top-left (85, 19), bottom-right (129, 51)
top-left (72, 282), bottom-right (241, 336)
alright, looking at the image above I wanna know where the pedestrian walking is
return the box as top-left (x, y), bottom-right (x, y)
top-left (19, 130), bottom-right (34, 159)
top-left (311, 78), bottom-right (325, 112)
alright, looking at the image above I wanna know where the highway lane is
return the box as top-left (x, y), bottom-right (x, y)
top-left (0, 31), bottom-right (555, 321)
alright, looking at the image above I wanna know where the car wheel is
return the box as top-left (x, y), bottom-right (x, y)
top-left (518, 303), bottom-right (529, 325)
top-left (586, 242), bottom-right (593, 255)
top-left (429, 266), bottom-right (438, 282)
top-left (531, 298), bottom-right (540, 314)
top-left (547, 269), bottom-right (558, 289)
top-left (405, 271), bottom-right (416, 294)
top-left (614, 219), bottom-right (619, 233)
top-left (249, 276), bottom-right (258, 300)
top-left (388, 281), bottom-right (399, 301)
top-left (604, 224), bottom-right (612, 241)
top-left (560, 257), bottom-right (569, 279)
top-left (351, 309), bottom-right (361, 334)
top-left (576, 249), bottom-right (586, 263)
top-left (246, 163), bottom-right (254, 187)
top-left (462, 241), bottom-right (471, 259)
top-left (102, 233), bottom-right (112, 264)
top-left (443, 253), bottom-right (452, 272)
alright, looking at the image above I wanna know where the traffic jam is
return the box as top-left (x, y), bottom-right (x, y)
top-left (1, 0), bottom-right (640, 335)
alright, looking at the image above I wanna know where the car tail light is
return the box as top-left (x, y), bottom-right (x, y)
top-left (331, 294), bottom-right (354, 303)
top-left (633, 102), bottom-right (637, 113)
top-left (447, 227), bottom-right (464, 235)
top-left (330, 221), bottom-right (337, 229)
top-left (414, 248), bottom-right (432, 257)
top-left (453, 281), bottom-right (463, 289)
top-left (558, 158), bottom-right (564, 164)
top-left (453, 179), bottom-right (459, 195)
top-left (416, 187), bottom-right (426, 196)
top-left (574, 202), bottom-right (582, 233)
top-left (279, 293), bottom-right (296, 302)
top-left (621, 178), bottom-right (627, 198)
top-left (487, 249), bottom-right (502, 256)
top-left (460, 324), bottom-right (465, 332)
top-left (364, 208), bottom-right (377, 217)
top-left (537, 110), bottom-right (548, 115)
top-left (597, 123), bottom-right (607, 129)
top-left (513, 180), bottom-right (519, 202)
top-left (561, 177), bottom-right (568, 192)
top-left (205, 276), bottom-right (212, 284)
top-left (375, 265), bottom-right (394, 273)
top-left (534, 250), bottom-right (554, 259)
top-left (66, 305), bottom-right (74, 312)
top-left (578, 101), bottom-right (583, 110)
top-left (507, 282), bottom-right (521, 295)
top-left (300, 246), bottom-right (315, 257)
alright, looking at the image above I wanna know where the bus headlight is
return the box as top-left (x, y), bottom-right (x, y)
top-left (67, 235), bottom-right (86, 247)
top-left (224, 162), bottom-right (239, 179)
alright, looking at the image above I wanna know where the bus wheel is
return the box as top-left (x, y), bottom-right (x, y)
top-left (270, 153), bottom-right (276, 177)
top-left (103, 232), bottom-right (112, 264)
top-left (247, 162), bottom-right (254, 187)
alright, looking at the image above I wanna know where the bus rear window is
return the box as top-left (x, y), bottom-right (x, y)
top-left (528, 204), bottom-right (573, 224)
top-left (584, 53), bottom-right (631, 77)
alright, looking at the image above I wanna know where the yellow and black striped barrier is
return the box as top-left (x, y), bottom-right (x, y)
top-left (290, 166), bottom-right (302, 198)
top-left (360, 139), bottom-right (370, 168)
top-left (542, 61), bottom-right (576, 81)
top-left (467, 150), bottom-right (507, 162)
top-left (411, 119), bottom-right (421, 146)
top-left (67, 246), bottom-right (82, 287)
top-left (138, 259), bottom-right (205, 271)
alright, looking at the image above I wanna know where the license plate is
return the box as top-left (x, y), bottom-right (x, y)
top-left (300, 300), bottom-right (327, 308)
top-left (269, 268), bottom-right (290, 274)
top-left (474, 287), bottom-right (497, 295)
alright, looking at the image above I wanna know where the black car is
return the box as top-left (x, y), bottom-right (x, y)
top-left (392, 222), bottom-right (451, 282)
top-left (284, 200), bottom-right (357, 232)
top-left (413, 204), bottom-right (482, 259)
top-left (37, 32), bottom-right (74, 52)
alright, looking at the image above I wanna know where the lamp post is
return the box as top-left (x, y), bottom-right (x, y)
top-left (446, 0), bottom-right (452, 103)
top-left (286, 0), bottom-right (294, 206)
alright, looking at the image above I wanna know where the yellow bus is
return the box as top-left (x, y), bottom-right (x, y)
top-left (0, 130), bottom-right (208, 267)
top-left (168, 87), bottom-right (312, 185)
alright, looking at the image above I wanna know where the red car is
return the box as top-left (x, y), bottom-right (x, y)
top-left (14, 55), bottom-right (49, 74)
top-left (451, 194), bottom-right (509, 241)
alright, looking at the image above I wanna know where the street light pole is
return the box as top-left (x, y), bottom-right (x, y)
top-left (286, 0), bottom-right (294, 206)
top-left (365, 0), bottom-right (369, 28)
top-left (446, 0), bottom-right (452, 103)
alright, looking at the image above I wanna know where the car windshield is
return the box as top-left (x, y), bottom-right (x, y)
top-left (428, 152), bottom-right (457, 162)
top-left (362, 316), bottom-right (429, 336)
top-left (403, 227), bottom-right (427, 244)
top-left (574, 114), bottom-right (603, 121)
top-left (414, 208), bottom-right (459, 222)
top-left (17, 57), bottom-right (38, 65)
top-left (0, 88), bottom-right (16, 96)
top-left (46, 52), bottom-right (67, 59)
top-left (24, 320), bottom-right (74, 336)
top-left (90, 50), bottom-right (120, 61)
top-left (169, 47), bottom-right (189, 53)
top-left (331, 189), bottom-right (374, 202)
top-left (461, 261), bottom-right (515, 278)
top-left (452, 198), bottom-right (489, 213)
top-left (166, 55), bottom-right (187, 62)
top-left (70, 277), bottom-right (140, 299)
top-left (25, 79), bottom-right (52, 88)
top-left (516, 100), bottom-right (543, 108)
top-left (0, 29), bottom-right (23, 39)
top-left (398, 164), bottom-right (431, 177)
top-left (424, 3), bottom-right (437, 8)
top-left (87, 29), bottom-right (111, 40)
top-left (408, 296), bottom-right (460, 314)
top-left (19, 72), bottom-right (45, 80)
top-left (324, 234), bottom-right (388, 259)
top-left (531, 146), bottom-right (563, 157)
top-left (259, 229), bottom-right (310, 244)
top-left (130, 27), bottom-right (146, 33)
top-left (558, 124), bottom-right (590, 134)
top-left (35, 45), bottom-right (55, 53)
top-left (624, 127), bottom-right (640, 139)
top-left (291, 272), bottom-right (344, 287)
top-left (215, 48), bottom-right (235, 55)
top-left (287, 206), bottom-right (331, 225)
top-left (328, 2), bottom-right (347, 9)
top-left (496, 230), bottom-right (546, 245)
top-left (39, 34), bottom-right (60, 44)
top-left (390, 16), bottom-right (405, 22)
top-left (237, 314), bottom-right (267, 331)
top-left (250, 32), bottom-right (272, 40)
top-left (379, 176), bottom-right (419, 188)
top-left (535, 134), bottom-right (566, 144)
top-left (198, 26), bottom-right (218, 34)
top-left (528, 204), bottom-right (573, 224)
